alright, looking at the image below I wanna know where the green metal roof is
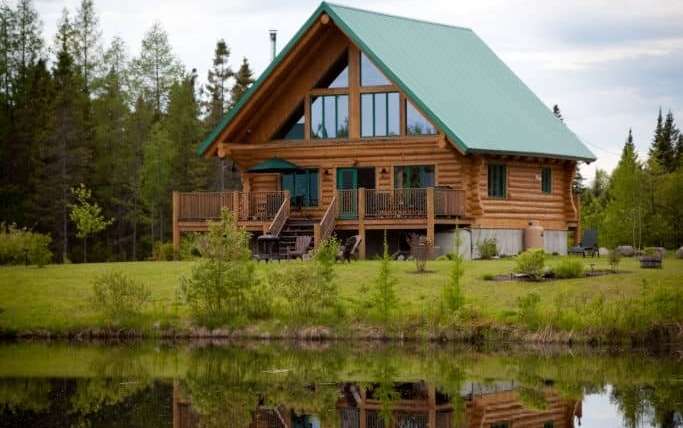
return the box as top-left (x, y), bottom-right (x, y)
top-left (247, 157), bottom-right (300, 173)
top-left (198, 2), bottom-right (596, 162)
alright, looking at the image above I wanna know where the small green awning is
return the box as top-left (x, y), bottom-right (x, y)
top-left (247, 158), bottom-right (299, 173)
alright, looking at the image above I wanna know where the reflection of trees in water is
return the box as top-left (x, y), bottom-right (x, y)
top-left (0, 379), bottom-right (51, 413)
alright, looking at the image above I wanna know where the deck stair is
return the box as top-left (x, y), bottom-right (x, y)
top-left (277, 219), bottom-right (315, 257)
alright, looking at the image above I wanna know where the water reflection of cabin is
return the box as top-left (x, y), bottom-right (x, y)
top-left (173, 381), bottom-right (582, 428)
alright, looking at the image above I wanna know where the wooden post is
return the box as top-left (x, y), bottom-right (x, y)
top-left (426, 187), bottom-right (435, 245)
top-left (428, 384), bottom-right (437, 428)
top-left (313, 223), bottom-right (321, 248)
top-left (172, 191), bottom-right (180, 256)
top-left (348, 45), bottom-right (360, 139)
top-left (232, 191), bottom-right (240, 221)
top-left (358, 187), bottom-right (366, 259)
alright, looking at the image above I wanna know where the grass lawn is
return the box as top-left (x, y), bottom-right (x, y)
top-left (0, 255), bottom-right (681, 336)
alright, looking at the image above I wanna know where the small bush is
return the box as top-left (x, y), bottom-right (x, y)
top-left (0, 223), bottom-right (52, 267)
top-left (553, 258), bottom-right (585, 279)
top-left (477, 237), bottom-right (498, 259)
top-left (92, 271), bottom-right (151, 321)
top-left (442, 230), bottom-right (465, 312)
top-left (372, 233), bottom-right (399, 323)
top-left (608, 248), bottom-right (621, 273)
top-left (482, 273), bottom-right (494, 281)
top-left (179, 233), bottom-right (203, 260)
top-left (153, 242), bottom-right (176, 261)
top-left (514, 249), bottom-right (545, 280)
top-left (517, 292), bottom-right (542, 330)
top-left (178, 210), bottom-right (257, 327)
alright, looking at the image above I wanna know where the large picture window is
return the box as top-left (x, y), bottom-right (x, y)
top-left (406, 101), bottom-right (436, 135)
top-left (394, 165), bottom-right (434, 188)
top-left (488, 164), bottom-right (507, 198)
top-left (360, 52), bottom-right (389, 86)
top-left (311, 95), bottom-right (348, 139)
top-left (361, 92), bottom-right (399, 137)
top-left (281, 169), bottom-right (319, 207)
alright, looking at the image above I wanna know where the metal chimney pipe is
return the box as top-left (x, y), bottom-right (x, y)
top-left (269, 29), bottom-right (277, 61)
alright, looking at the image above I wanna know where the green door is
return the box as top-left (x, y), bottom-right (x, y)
top-left (336, 168), bottom-right (358, 219)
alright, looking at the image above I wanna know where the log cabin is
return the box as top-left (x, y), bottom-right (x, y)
top-left (172, 2), bottom-right (596, 259)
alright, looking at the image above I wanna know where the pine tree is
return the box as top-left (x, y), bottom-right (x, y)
top-left (13, 0), bottom-right (42, 81)
top-left (39, 9), bottom-right (91, 261)
top-left (649, 108), bottom-right (678, 173)
top-left (92, 36), bottom-right (131, 259)
top-left (72, 0), bottom-right (102, 94)
top-left (204, 39), bottom-right (237, 191)
top-left (140, 122), bottom-right (174, 245)
top-left (130, 22), bottom-right (183, 117)
top-left (166, 74), bottom-right (206, 191)
top-left (230, 57), bottom-right (254, 106)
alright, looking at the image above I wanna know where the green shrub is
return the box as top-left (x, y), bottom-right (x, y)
top-left (92, 271), bottom-right (151, 321)
top-left (482, 273), bottom-right (494, 281)
top-left (153, 242), bottom-right (176, 261)
top-left (608, 248), bottom-right (621, 273)
top-left (179, 209), bottom-right (258, 327)
top-left (477, 237), bottom-right (498, 259)
top-left (269, 237), bottom-right (342, 321)
top-left (553, 258), bottom-right (585, 279)
top-left (517, 292), bottom-right (542, 330)
top-left (179, 233), bottom-right (203, 260)
top-left (0, 223), bottom-right (52, 267)
top-left (514, 249), bottom-right (545, 280)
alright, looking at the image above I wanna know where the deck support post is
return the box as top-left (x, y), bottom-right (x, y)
top-left (358, 187), bottom-right (366, 260)
top-left (172, 191), bottom-right (180, 256)
top-left (313, 223), bottom-right (321, 248)
top-left (426, 187), bottom-right (435, 245)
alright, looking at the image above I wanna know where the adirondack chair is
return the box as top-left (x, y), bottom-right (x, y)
top-left (286, 235), bottom-right (312, 260)
top-left (568, 229), bottom-right (599, 257)
top-left (337, 235), bottom-right (362, 262)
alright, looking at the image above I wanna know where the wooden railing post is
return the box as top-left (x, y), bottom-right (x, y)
top-left (172, 191), bottom-right (180, 255)
top-left (313, 223), bottom-right (321, 247)
top-left (426, 187), bottom-right (435, 245)
top-left (358, 187), bottom-right (366, 260)
top-left (232, 191), bottom-right (240, 220)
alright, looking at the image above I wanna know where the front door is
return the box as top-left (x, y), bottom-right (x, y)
top-left (336, 168), bottom-right (358, 219)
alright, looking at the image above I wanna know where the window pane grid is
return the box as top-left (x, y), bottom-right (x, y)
top-left (311, 95), bottom-right (348, 139)
top-left (361, 92), bottom-right (399, 138)
top-left (488, 164), bottom-right (506, 198)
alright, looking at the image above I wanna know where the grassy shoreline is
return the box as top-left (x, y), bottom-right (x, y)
top-left (1, 256), bottom-right (681, 344)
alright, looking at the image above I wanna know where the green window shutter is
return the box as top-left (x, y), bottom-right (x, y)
top-left (542, 167), bottom-right (552, 193)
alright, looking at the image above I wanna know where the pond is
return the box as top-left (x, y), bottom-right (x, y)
top-left (0, 341), bottom-right (680, 427)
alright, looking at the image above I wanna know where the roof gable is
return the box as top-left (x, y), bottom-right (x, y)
top-left (198, 2), bottom-right (596, 162)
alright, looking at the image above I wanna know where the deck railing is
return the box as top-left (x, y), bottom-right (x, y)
top-left (176, 191), bottom-right (287, 222)
top-left (266, 194), bottom-right (290, 237)
top-left (337, 187), bottom-right (465, 220)
top-left (337, 189), bottom-right (358, 220)
top-left (435, 188), bottom-right (465, 217)
top-left (316, 194), bottom-right (338, 245)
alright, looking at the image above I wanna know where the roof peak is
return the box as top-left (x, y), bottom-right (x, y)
top-left (322, 2), bottom-right (473, 33)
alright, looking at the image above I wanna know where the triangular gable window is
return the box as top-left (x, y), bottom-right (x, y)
top-left (274, 102), bottom-right (305, 140)
top-left (315, 51), bottom-right (348, 89)
top-left (360, 52), bottom-right (389, 86)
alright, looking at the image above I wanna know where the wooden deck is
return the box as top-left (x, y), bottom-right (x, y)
top-left (172, 187), bottom-right (467, 255)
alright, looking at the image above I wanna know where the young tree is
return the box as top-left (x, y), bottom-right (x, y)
top-left (372, 232), bottom-right (399, 324)
top-left (69, 183), bottom-right (113, 262)
top-left (443, 228), bottom-right (465, 312)
top-left (130, 22), bottom-right (183, 117)
top-left (230, 57), bottom-right (254, 106)
top-left (72, 0), bottom-right (102, 94)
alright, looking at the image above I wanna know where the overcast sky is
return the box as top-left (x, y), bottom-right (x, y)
top-left (33, 0), bottom-right (683, 181)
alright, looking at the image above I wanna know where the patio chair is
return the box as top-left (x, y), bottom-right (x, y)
top-left (337, 235), bottom-right (362, 262)
top-left (286, 235), bottom-right (313, 260)
top-left (568, 229), bottom-right (599, 257)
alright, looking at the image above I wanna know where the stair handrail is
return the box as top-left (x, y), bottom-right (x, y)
top-left (266, 192), bottom-right (290, 237)
top-left (319, 194), bottom-right (338, 243)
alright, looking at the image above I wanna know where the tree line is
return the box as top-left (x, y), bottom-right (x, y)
top-left (578, 108), bottom-right (683, 249)
top-left (0, 0), bottom-right (255, 262)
